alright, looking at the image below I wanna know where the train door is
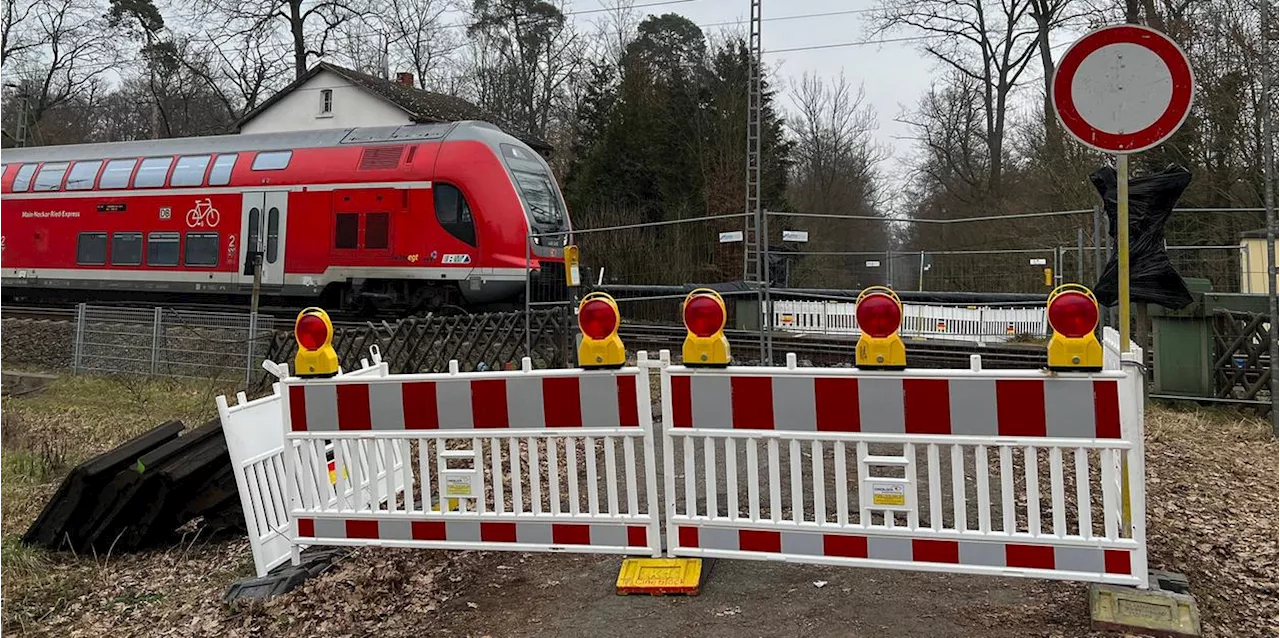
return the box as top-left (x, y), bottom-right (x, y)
top-left (238, 191), bottom-right (289, 287)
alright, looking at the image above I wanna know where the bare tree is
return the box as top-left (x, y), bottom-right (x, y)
top-left (381, 0), bottom-right (460, 89)
top-left (200, 0), bottom-right (366, 80)
top-left (876, 0), bottom-right (1049, 198)
top-left (2, 0), bottom-right (38, 64)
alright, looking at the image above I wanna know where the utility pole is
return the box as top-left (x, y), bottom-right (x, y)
top-left (1262, 0), bottom-right (1278, 431)
top-left (4, 83), bottom-right (28, 147)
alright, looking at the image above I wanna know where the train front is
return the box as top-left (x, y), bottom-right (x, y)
top-left (497, 142), bottom-right (573, 304)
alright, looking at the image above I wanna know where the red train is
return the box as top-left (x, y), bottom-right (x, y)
top-left (0, 121), bottom-right (572, 312)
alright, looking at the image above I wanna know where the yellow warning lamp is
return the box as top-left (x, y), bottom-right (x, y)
top-left (682, 288), bottom-right (730, 367)
top-left (577, 292), bottom-right (625, 368)
top-left (1046, 284), bottom-right (1103, 371)
top-left (294, 307), bottom-right (339, 378)
top-left (855, 286), bottom-right (906, 370)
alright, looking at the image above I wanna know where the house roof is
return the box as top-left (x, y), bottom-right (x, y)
top-left (234, 62), bottom-right (550, 152)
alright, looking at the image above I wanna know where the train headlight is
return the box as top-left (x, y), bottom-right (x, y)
top-left (294, 307), bottom-right (339, 378)
top-left (577, 292), bottom-right (625, 368)
top-left (682, 289), bottom-right (730, 367)
top-left (855, 286), bottom-right (906, 370)
top-left (1046, 284), bottom-right (1102, 371)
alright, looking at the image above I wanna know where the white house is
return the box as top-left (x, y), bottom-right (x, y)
top-left (235, 62), bottom-right (549, 153)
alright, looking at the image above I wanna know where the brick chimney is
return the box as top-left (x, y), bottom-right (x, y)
top-left (396, 72), bottom-right (415, 87)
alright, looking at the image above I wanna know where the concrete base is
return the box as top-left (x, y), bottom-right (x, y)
top-left (1090, 570), bottom-right (1200, 637)
top-left (224, 548), bottom-right (350, 603)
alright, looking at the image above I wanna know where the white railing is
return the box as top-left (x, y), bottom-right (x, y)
top-left (771, 299), bottom-right (1047, 343)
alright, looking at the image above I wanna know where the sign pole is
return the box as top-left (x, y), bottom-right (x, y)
top-left (1117, 153), bottom-right (1131, 353)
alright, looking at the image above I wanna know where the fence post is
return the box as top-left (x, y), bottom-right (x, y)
top-left (150, 306), bottom-right (163, 376)
top-left (72, 303), bottom-right (86, 374)
top-left (246, 311), bottom-right (258, 388)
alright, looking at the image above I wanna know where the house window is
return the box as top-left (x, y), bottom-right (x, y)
top-left (147, 232), bottom-right (180, 266)
top-left (99, 159), bottom-right (137, 189)
top-left (334, 213), bottom-right (359, 249)
top-left (111, 232), bottom-right (143, 265)
top-left (320, 89), bottom-right (333, 115)
top-left (76, 232), bottom-right (108, 265)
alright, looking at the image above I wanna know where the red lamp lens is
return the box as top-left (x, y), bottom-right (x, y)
top-left (296, 314), bottom-right (329, 350)
top-left (1048, 292), bottom-right (1098, 338)
top-left (578, 299), bottom-right (618, 340)
top-left (856, 293), bottom-right (901, 338)
top-left (684, 295), bottom-right (725, 338)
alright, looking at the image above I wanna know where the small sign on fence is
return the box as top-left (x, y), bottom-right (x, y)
top-left (1029, 258), bottom-right (1048, 265)
top-left (866, 260), bottom-right (881, 268)
top-left (719, 231), bottom-right (744, 243)
top-left (782, 230), bottom-right (809, 243)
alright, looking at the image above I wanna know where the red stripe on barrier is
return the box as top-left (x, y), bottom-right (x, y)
top-left (995, 379), bottom-right (1047, 437)
top-left (552, 523), bottom-right (592, 545)
top-left (739, 529), bottom-right (781, 553)
top-left (542, 377), bottom-right (582, 427)
top-left (402, 381), bottom-right (439, 430)
top-left (480, 521), bottom-right (517, 542)
top-left (627, 526), bottom-right (648, 548)
top-left (1005, 544), bottom-right (1055, 569)
top-left (411, 521), bottom-right (446, 541)
top-left (617, 375), bottom-right (640, 427)
top-left (336, 384), bottom-right (373, 430)
top-left (1103, 549), bottom-right (1131, 575)
top-left (671, 376), bottom-right (692, 428)
top-left (904, 379), bottom-right (952, 435)
top-left (815, 378), bottom-right (860, 432)
top-left (289, 385), bottom-right (308, 431)
top-left (678, 526), bottom-right (699, 548)
top-left (296, 517), bottom-right (314, 537)
top-left (823, 533), bottom-right (868, 558)
top-left (346, 519), bottom-right (379, 539)
top-left (471, 380), bottom-right (509, 428)
top-left (1093, 380), bottom-right (1121, 439)
top-left (731, 376), bottom-right (774, 430)
top-left (912, 539), bottom-right (959, 563)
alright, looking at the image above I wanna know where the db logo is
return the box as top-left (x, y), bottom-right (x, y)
top-left (186, 198), bottom-right (220, 228)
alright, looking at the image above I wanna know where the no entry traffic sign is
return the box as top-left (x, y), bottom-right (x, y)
top-left (1052, 24), bottom-right (1194, 154)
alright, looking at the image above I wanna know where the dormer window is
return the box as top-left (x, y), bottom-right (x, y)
top-left (319, 89), bottom-right (333, 116)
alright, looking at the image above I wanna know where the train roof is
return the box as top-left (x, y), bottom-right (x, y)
top-left (0, 121), bottom-right (531, 164)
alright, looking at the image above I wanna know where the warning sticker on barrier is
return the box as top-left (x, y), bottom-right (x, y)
top-left (872, 483), bottom-right (906, 507)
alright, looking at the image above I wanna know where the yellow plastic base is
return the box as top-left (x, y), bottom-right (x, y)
top-left (295, 348), bottom-right (340, 378)
top-left (579, 335), bottom-right (626, 368)
top-left (856, 334), bottom-right (906, 369)
top-left (1047, 334), bottom-right (1103, 371)
top-left (683, 335), bottom-right (730, 367)
top-left (616, 558), bottom-right (702, 596)
top-left (1090, 583), bottom-right (1200, 637)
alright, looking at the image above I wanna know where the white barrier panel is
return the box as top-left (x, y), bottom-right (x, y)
top-left (772, 300), bottom-right (1048, 343)
top-left (281, 356), bottom-right (663, 560)
top-left (658, 352), bottom-right (1148, 588)
top-left (217, 354), bottom-right (404, 577)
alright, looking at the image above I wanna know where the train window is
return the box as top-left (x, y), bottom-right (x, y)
top-left (111, 232), bottom-right (143, 265)
top-left (434, 184), bottom-right (476, 246)
top-left (266, 207), bottom-right (280, 262)
top-left (12, 163), bottom-right (37, 191)
top-left (147, 232), bottom-right (180, 266)
top-left (99, 159), bottom-right (137, 189)
top-left (251, 151), bottom-right (292, 171)
top-left (365, 213), bottom-right (389, 249)
top-left (247, 207), bottom-right (261, 254)
top-left (76, 232), bottom-right (108, 265)
top-left (209, 154), bottom-right (237, 185)
top-left (33, 162), bottom-right (69, 191)
top-left (334, 213), bottom-right (359, 249)
top-left (170, 155), bottom-right (211, 187)
top-left (66, 161), bottom-right (103, 190)
top-left (134, 157), bottom-right (173, 188)
top-left (184, 232), bottom-right (219, 267)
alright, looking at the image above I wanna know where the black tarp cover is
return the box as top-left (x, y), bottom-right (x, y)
top-left (1091, 164), bottom-right (1194, 309)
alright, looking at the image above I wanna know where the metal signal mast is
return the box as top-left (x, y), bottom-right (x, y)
top-left (744, 0), bottom-right (770, 361)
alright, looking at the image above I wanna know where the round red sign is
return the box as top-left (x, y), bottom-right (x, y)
top-left (1052, 24), bottom-right (1194, 153)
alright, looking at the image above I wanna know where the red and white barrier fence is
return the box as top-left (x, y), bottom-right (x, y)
top-left (280, 356), bottom-right (662, 560)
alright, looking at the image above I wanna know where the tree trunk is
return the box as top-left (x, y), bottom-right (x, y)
top-left (290, 0), bottom-right (307, 80)
top-left (1125, 0), bottom-right (1140, 24)
top-left (1033, 1), bottom-right (1059, 156)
